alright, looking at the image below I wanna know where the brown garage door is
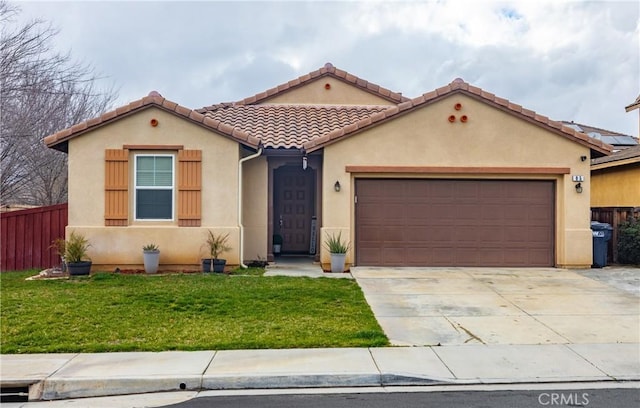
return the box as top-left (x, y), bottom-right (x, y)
top-left (355, 179), bottom-right (555, 267)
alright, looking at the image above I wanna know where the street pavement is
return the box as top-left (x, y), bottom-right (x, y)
top-left (1, 265), bottom-right (638, 405)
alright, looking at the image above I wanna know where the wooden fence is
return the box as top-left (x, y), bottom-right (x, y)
top-left (1, 203), bottom-right (68, 271)
top-left (591, 207), bottom-right (640, 264)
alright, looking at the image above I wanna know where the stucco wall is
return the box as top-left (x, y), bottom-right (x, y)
top-left (321, 94), bottom-right (593, 268)
top-left (591, 165), bottom-right (640, 207)
top-left (262, 77), bottom-right (396, 105)
top-left (67, 107), bottom-right (243, 268)
top-left (242, 156), bottom-right (268, 262)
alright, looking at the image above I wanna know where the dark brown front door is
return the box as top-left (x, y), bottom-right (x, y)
top-left (356, 179), bottom-right (555, 267)
top-left (274, 166), bottom-right (315, 253)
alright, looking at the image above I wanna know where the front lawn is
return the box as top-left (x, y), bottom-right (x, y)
top-left (0, 271), bottom-right (388, 353)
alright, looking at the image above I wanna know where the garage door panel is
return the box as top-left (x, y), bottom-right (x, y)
top-left (383, 226), bottom-right (407, 242)
top-left (356, 179), bottom-right (554, 267)
top-left (526, 226), bottom-right (553, 243)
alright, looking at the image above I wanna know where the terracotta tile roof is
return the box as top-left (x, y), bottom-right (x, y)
top-left (202, 104), bottom-right (391, 149)
top-left (592, 144), bottom-right (640, 168)
top-left (304, 78), bottom-right (613, 157)
top-left (44, 92), bottom-right (260, 152)
top-left (199, 63), bottom-right (409, 109)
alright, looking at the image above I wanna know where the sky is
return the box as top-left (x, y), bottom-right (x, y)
top-left (9, 0), bottom-right (640, 137)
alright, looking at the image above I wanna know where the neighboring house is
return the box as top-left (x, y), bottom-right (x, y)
top-left (561, 121), bottom-right (638, 152)
top-left (590, 145), bottom-right (640, 263)
top-left (591, 145), bottom-right (640, 208)
top-left (44, 63), bottom-right (611, 270)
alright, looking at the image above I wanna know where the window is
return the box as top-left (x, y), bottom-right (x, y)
top-left (135, 155), bottom-right (174, 220)
top-left (105, 148), bottom-right (201, 227)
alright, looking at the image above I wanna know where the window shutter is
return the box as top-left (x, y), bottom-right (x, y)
top-left (178, 150), bottom-right (202, 227)
top-left (105, 149), bottom-right (129, 226)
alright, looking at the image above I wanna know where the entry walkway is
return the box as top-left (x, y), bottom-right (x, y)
top-left (351, 267), bottom-right (640, 347)
top-left (264, 256), bottom-right (351, 278)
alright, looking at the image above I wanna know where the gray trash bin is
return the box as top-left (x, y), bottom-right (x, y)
top-left (590, 221), bottom-right (613, 268)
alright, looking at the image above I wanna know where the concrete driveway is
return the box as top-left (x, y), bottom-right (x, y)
top-left (352, 267), bottom-right (640, 346)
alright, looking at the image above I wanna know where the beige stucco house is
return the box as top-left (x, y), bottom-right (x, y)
top-left (45, 63), bottom-right (611, 270)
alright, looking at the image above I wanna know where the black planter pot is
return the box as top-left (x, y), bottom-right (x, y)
top-left (202, 259), bottom-right (226, 273)
top-left (68, 261), bottom-right (92, 276)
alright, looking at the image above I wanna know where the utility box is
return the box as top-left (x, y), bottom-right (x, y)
top-left (590, 221), bottom-right (613, 268)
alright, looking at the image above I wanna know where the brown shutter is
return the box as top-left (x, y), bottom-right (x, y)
top-left (178, 149), bottom-right (202, 227)
top-left (104, 149), bottom-right (129, 226)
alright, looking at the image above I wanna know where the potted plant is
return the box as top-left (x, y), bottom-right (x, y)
top-left (202, 230), bottom-right (231, 273)
top-left (65, 231), bottom-right (92, 276)
top-left (273, 234), bottom-right (283, 256)
top-left (143, 243), bottom-right (160, 274)
top-left (325, 232), bottom-right (350, 273)
top-left (49, 237), bottom-right (67, 272)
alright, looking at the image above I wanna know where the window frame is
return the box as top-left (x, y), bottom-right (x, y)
top-left (133, 153), bottom-right (176, 222)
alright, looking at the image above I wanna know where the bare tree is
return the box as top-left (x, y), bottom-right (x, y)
top-left (0, 1), bottom-right (117, 206)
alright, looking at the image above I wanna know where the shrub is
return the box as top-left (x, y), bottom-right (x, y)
top-left (617, 217), bottom-right (640, 265)
top-left (324, 232), bottom-right (350, 254)
top-left (64, 231), bottom-right (91, 263)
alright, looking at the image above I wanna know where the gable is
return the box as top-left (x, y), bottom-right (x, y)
top-left (45, 93), bottom-right (260, 153)
top-left (260, 76), bottom-right (397, 105)
top-left (324, 94), bottom-right (592, 169)
top-left (219, 63), bottom-right (408, 107)
top-left (65, 107), bottom-right (244, 228)
top-left (305, 79), bottom-right (612, 158)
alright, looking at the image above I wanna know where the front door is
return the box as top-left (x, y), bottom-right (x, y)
top-left (274, 165), bottom-right (315, 254)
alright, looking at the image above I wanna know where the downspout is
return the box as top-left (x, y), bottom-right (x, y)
top-left (238, 147), bottom-right (263, 268)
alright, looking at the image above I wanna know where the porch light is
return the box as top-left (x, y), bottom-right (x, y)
top-left (302, 156), bottom-right (308, 170)
top-left (334, 181), bottom-right (341, 192)
top-left (575, 183), bottom-right (583, 194)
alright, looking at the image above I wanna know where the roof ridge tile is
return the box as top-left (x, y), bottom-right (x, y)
top-left (45, 93), bottom-right (259, 151)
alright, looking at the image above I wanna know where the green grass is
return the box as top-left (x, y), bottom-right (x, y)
top-left (0, 270), bottom-right (388, 353)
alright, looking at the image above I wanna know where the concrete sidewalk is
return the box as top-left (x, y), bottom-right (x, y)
top-left (2, 344), bottom-right (638, 401)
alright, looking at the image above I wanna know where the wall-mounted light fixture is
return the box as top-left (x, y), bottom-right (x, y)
top-left (580, 155), bottom-right (587, 162)
top-left (334, 181), bottom-right (341, 192)
top-left (575, 183), bottom-right (583, 194)
top-left (302, 156), bottom-right (308, 170)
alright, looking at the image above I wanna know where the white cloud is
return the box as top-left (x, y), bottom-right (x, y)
top-left (10, 0), bottom-right (639, 136)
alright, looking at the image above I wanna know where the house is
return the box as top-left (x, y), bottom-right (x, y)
top-left (44, 63), bottom-right (611, 270)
